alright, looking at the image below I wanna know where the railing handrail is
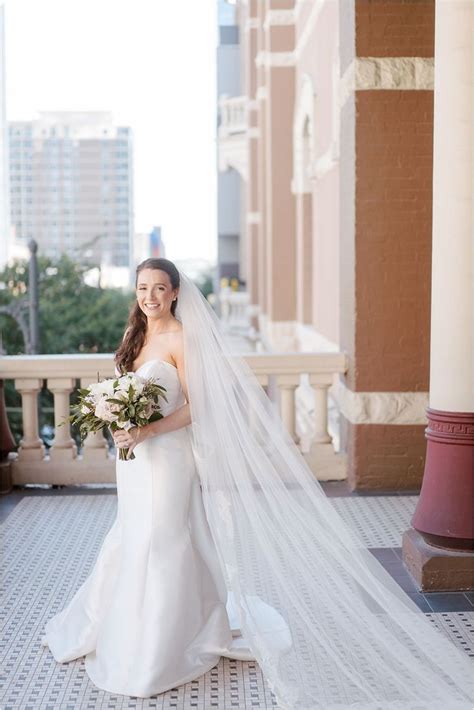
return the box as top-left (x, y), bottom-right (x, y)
top-left (0, 351), bottom-right (348, 379)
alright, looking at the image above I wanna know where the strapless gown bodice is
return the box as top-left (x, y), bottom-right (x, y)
top-left (134, 357), bottom-right (186, 416)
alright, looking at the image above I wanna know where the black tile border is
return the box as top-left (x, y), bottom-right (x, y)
top-left (369, 547), bottom-right (474, 613)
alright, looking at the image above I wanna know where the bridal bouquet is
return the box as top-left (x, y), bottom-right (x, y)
top-left (62, 372), bottom-right (168, 461)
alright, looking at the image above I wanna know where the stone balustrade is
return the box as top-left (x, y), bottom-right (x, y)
top-left (1, 351), bottom-right (348, 485)
top-left (219, 95), bottom-right (247, 136)
top-left (219, 289), bottom-right (254, 330)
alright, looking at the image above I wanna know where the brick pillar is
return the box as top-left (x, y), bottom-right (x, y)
top-left (339, 0), bottom-right (435, 489)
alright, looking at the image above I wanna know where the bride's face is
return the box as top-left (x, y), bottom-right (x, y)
top-left (136, 268), bottom-right (178, 319)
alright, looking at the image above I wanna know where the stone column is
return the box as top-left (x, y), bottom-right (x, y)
top-left (402, 0), bottom-right (474, 590)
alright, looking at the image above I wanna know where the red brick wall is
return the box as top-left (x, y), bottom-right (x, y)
top-left (354, 90), bottom-right (433, 392)
top-left (344, 421), bottom-right (427, 490)
top-left (356, 0), bottom-right (435, 57)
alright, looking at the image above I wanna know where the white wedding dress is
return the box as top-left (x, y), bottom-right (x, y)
top-left (41, 358), bottom-right (256, 698)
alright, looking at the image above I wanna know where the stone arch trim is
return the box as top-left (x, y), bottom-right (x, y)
top-left (293, 74), bottom-right (316, 195)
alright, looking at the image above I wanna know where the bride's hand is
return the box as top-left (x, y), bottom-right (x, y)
top-left (113, 426), bottom-right (146, 459)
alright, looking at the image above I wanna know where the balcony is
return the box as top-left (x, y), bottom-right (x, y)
top-left (218, 95), bottom-right (248, 180)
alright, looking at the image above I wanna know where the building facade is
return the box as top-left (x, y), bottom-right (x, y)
top-left (221, 0), bottom-right (473, 498)
top-left (8, 112), bottom-right (134, 274)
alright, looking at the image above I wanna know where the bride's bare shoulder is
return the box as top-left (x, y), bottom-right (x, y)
top-left (169, 323), bottom-right (184, 364)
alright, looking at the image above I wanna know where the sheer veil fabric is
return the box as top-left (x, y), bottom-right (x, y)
top-left (174, 271), bottom-right (474, 710)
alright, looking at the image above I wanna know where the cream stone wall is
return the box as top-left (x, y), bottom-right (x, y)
top-left (294, 0), bottom-right (340, 346)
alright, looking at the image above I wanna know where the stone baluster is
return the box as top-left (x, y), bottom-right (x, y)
top-left (79, 376), bottom-right (109, 462)
top-left (47, 377), bottom-right (78, 460)
top-left (276, 374), bottom-right (300, 444)
top-left (15, 378), bottom-right (46, 461)
top-left (304, 374), bottom-right (346, 480)
top-left (310, 381), bottom-right (332, 445)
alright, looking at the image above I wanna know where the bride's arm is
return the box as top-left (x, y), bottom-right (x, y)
top-left (145, 330), bottom-right (191, 437)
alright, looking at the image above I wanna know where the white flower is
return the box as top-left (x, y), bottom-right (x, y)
top-left (94, 397), bottom-right (121, 423)
top-left (88, 378), bottom-right (115, 399)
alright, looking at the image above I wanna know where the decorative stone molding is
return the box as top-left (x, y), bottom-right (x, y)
top-left (357, 57), bottom-right (434, 90)
top-left (218, 136), bottom-right (248, 181)
top-left (339, 60), bottom-right (355, 109)
top-left (340, 58), bottom-right (434, 107)
top-left (219, 95), bottom-right (247, 136)
top-left (310, 145), bottom-right (339, 180)
top-left (245, 17), bottom-right (259, 32)
top-left (331, 379), bottom-right (429, 425)
top-left (296, 46), bottom-right (340, 186)
top-left (218, 95), bottom-right (248, 180)
top-left (256, 86), bottom-right (268, 101)
top-left (295, 323), bottom-right (340, 353)
top-left (425, 409), bottom-right (474, 444)
top-left (293, 74), bottom-right (316, 195)
top-left (255, 51), bottom-right (295, 68)
top-left (264, 9), bottom-right (295, 29)
top-left (246, 212), bottom-right (261, 224)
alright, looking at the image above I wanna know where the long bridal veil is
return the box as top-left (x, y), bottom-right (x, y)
top-left (174, 270), bottom-right (473, 710)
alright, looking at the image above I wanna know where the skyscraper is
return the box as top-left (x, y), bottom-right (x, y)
top-left (8, 111), bottom-right (134, 272)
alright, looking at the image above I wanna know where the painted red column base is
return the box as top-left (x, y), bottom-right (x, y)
top-left (411, 407), bottom-right (474, 550)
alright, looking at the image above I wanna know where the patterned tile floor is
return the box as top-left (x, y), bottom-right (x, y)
top-left (1, 483), bottom-right (473, 710)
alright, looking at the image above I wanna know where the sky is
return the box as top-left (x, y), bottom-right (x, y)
top-left (3, 0), bottom-right (219, 263)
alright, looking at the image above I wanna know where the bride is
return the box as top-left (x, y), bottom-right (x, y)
top-left (41, 257), bottom-right (474, 709)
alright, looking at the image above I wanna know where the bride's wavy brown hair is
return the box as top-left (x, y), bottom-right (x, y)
top-left (114, 258), bottom-right (180, 374)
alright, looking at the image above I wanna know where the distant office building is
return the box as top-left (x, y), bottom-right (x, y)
top-left (8, 111), bottom-right (134, 273)
top-left (134, 225), bottom-right (166, 265)
top-left (150, 226), bottom-right (165, 258)
top-left (0, 5), bottom-right (9, 270)
top-left (216, 0), bottom-right (241, 290)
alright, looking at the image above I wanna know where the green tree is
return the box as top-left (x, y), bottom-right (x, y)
top-left (0, 254), bottom-right (134, 355)
top-left (0, 254), bottom-right (134, 446)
